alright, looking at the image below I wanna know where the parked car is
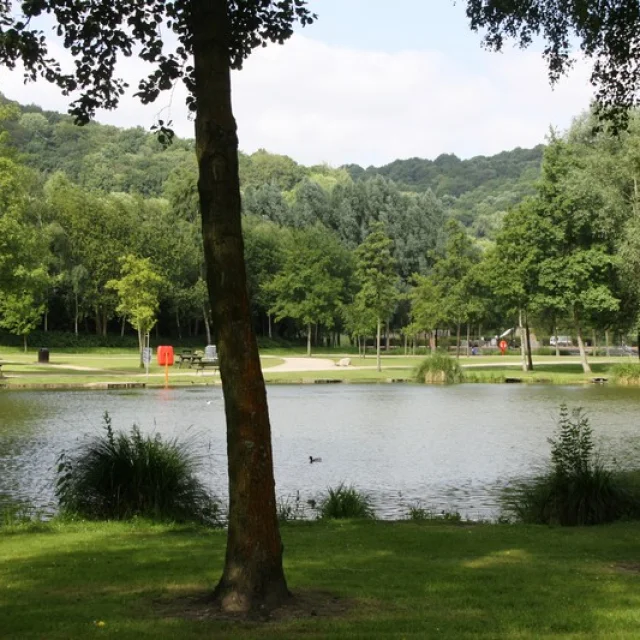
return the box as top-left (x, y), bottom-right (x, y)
top-left (550, 336), bottom-right (573, 347)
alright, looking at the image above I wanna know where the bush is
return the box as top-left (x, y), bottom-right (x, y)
top-left (319, 484), bottom-right (375, 519)
top-left (406, 503), bottom-right (463, 523)
top-left (413, 353), bottom-right (465, 384)
top-left (56, 413), bottom-right (220, 525)
top-left (503, 405), bottom-right (640, 526)
top-left (612, 363), bottom-right (640, 385)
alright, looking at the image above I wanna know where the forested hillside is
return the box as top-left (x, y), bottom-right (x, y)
top-left (0, 93), bottom-right (542, 239)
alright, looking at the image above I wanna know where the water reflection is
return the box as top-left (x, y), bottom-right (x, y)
top-left (1, 384), bottom-right (639, 520)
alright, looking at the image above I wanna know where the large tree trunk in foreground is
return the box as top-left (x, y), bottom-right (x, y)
top-left (192, 0), bottom-right (288, 613)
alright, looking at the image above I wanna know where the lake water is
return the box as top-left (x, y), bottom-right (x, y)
top-left (1, 384), bottom-right (640, 520)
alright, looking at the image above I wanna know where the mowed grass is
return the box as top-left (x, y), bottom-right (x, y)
top-left (1, 519), bottom-right (640, 638)
top-left (0, 350), bottom-right (284, 386)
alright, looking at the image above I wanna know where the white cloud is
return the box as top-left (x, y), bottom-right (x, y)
top-left (0, 35), bottom-right (593, 167)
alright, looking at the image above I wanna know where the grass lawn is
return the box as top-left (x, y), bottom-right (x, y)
top-left (1, 519), bottom-right (639, 638)
top-left (0, 350), bottom-right (284, 386)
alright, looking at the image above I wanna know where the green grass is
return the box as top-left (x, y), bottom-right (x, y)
top-left (1, 519), bottom-right (640, 638)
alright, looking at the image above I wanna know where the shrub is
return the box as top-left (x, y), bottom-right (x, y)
top-left (319, 484), bottom-right (375, 519)
top-left (503, 405), bottom-right (640, 526)
top-left (413, 353), bottom-right (465, 384)
top-left (612, 363), bottom-right (640, 385)
top-left (406, 503), bottom-right (463, 523)
top-left (56, 413), bottom-right (220, 525)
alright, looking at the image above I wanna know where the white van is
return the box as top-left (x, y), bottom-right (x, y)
top-left (550, 336), bottom-right (572, 347)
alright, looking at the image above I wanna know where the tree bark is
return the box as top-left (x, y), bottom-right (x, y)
top-left (605, 328), bottom-right (611, 357)
top-left (466, 322), bottom-right (470, 357)
top-left (519, 309), bottom-right (527, 372)
top-left (203, 304), bottom-right (212, 345)
top-left (192, 0), bottom-right (287, 613)
top-left (74, 293), bottom-right (79, 336)
top-left (23, 334), bottom-right (27, 353)
top-left (576, 320), bottom-right (591, 374)
top-left (376, 317), bottom-right (382, 372)
top-left (554, 325), bottom-right (560, 358)
top-left (307, 323), bottom-right (312, 357)
top-left (456, 323), bottom-right (461, 359)
top-left (524, 312), bottom-right (533, 371)
top-left (267, 312), bottom-right (272, 339)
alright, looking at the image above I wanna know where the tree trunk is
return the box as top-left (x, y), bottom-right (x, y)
top-left (23, 334), bottom-right (27, 353)
top-left (95, 308), bottom-right (101, 336)
top-left (525, 312), bottom-right (533, 371)
top-left (605, 329), bottom-right (611, 357)
top-left (102, 309), bottom-right (108, 337)
top-left (138, 327), bottom-right (144, 369)
top-left (267, 313), bottom-right (272, 339)
top-left (192, 0), bottom-right (287, 613)
top-left (466, 322), bottom-right (470, 357)
top-left (306, 323), bottom-right (312, 357)
top-left (44, 310), bottom-right (48, 332)
top-left (554, 325), bottom-right (560, 357)
top-left (74, 293), bottom-right (79, 336)
top-left (203, 305), bottom-right (212, 345)
top-left (376, 318), bottom-right (382, 372)
top-left (404, 332), bottom-right (407, 355)
top-left (456, 323), bottom-right (461, 359)
top-left (592, 330), bottom-right (597, 357)
top-left (519, 309), bottom-right (527, 372)
top-left (434, 328), bottom-right (438, 351)
top-left (121, 316), bottom-right (126, 338)
top-left (385, 321), bottom-right (389, 352)
top-left (176, 310), bottom-right (182, 341)
top-left (576, 321), bottom-right (591, 374)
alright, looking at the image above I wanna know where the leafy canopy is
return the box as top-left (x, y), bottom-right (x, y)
top-left (0, 1), bottom-right (314, 125)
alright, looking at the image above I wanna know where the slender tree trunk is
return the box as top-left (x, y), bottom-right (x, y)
top-left (203, 305), bottom-right (212, 345)
top-left (605, 329), bottom-right (611, 357)
top-left (102, 309), bottom-right (108, 337)
top-left (267, 313), bottom-right (272, 339)
top-left (95, 308), bottom-right (101, 336)
top-left (404, 332), bottom-right (407, 355)
top-left (74, 293), bottom-right (79, 336)
top-left (456, 323), bottom-right (461, 359)
top-left (466, 322), bottom-right (470, 357)
top-left (192, 0), bottom-right (287, 613)
top-left (592, 330), bottom-right (597, 357)
top-left (385, 321), bottom-right (389, 352)
top-left (376, 318), bottom-right (382, 372)
top-left (176, 311), bottom-right (182, 341)
top-left (525, 312), bottom-right (533, 371)
top-left (23, 334), bottom-right (27, 353)
top-left (576, 321), bottom-right (591, 374)
top-left (121, 316), bottom-right (126, 338)
top-left (138, 327), bottom-right (144, 368)
top-left (44, 310), bottom-right (48, 332)
top-left (306, 323), bottom-right (312, 357)
top-left (434, 328), bottom-right (438, 351)
top-left (519, 309), bottom-right (527, 372)
top-left (554, 325), bottom-right (560, 357)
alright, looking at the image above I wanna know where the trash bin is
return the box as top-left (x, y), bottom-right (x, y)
top-left (38, 348), bottom-right (49, 364)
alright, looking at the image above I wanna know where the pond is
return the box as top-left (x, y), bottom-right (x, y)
top-left (1, 384), bottom-right (640, 520)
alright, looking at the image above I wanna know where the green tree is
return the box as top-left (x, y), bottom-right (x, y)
top-left (106, 255), bottom-right (165, 366)
top-left (267, 224), bottom-right (352, 355)
top-left (431, 220), bottom-right (481, 357)
top-left (354, 222), bottom-right (398, 372)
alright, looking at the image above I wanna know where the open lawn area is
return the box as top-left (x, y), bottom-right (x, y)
top-left (0, 347), bottom-right (639, 387)
top-left (1, 519), bottom-right (639, 639)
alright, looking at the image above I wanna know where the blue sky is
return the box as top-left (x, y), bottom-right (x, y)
top-left (0, 1), bottom-right (592, 167)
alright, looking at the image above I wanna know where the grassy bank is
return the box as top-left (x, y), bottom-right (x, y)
top-left (1, 519), bottom-right (640, 638)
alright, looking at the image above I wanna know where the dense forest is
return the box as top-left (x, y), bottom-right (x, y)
top-left (2, 92), bottom-right (640, 372)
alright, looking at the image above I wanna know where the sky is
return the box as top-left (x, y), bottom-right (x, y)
top-left (0, 1), bottom-right (594, 167)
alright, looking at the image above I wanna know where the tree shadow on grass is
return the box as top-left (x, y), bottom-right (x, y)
top-left (1, 521), bottom-right (640, 638)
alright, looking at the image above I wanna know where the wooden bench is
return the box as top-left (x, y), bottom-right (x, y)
top-left (195, 359), bottom-right (219, 374)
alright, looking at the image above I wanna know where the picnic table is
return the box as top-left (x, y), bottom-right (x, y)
top-left (177, 350), bottom-right (203, 368)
